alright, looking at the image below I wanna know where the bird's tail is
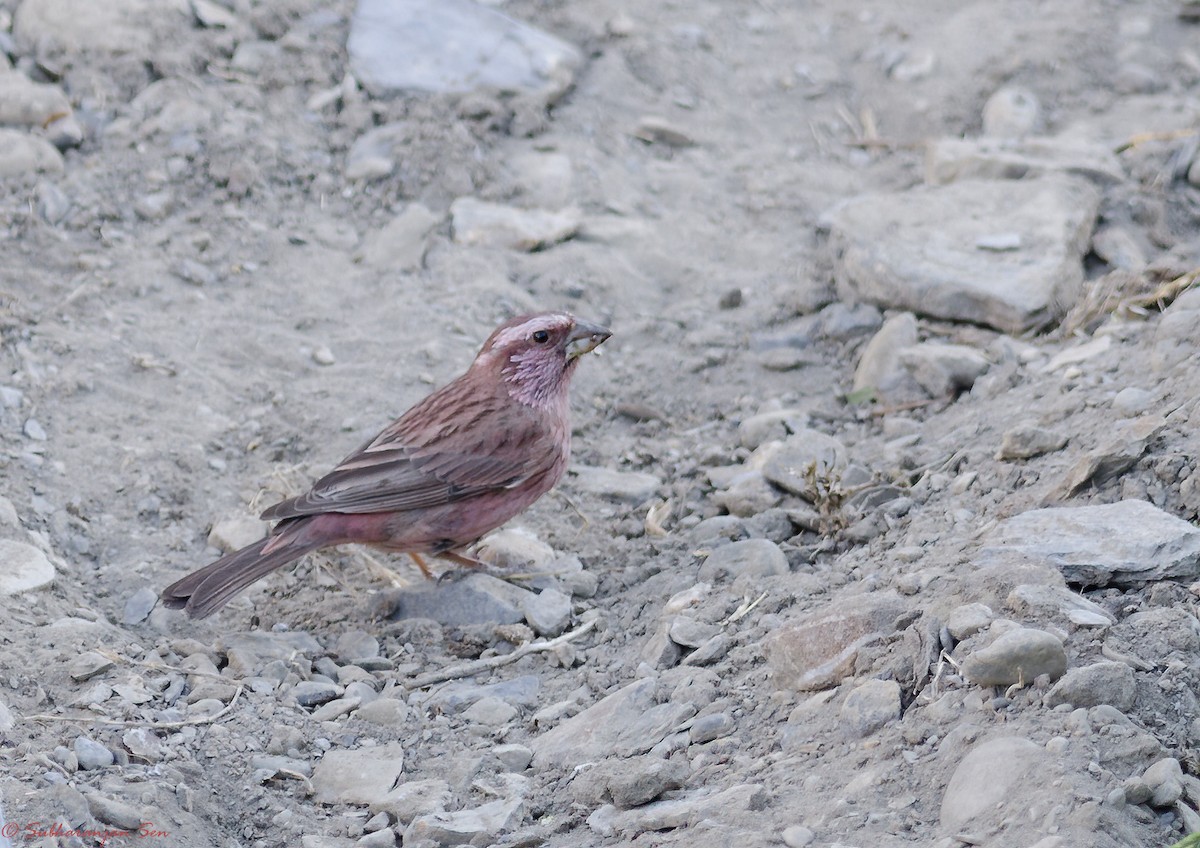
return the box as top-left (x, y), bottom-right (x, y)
top-left (161, 527), bottom-right (321, 619)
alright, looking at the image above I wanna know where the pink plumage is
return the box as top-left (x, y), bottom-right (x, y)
top-left (161, 311), bottom-right (610, 619)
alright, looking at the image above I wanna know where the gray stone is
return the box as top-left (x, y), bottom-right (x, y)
top-left (1152, 288), bottom-right (1200, 373)
top-left (345, 122), bottom-right (409, 181)
top-left (738, 408), bottom-right (809, 449)
top-left (349, 0), bottom-right (581, 98)
top-left (760, 432), bottom-right (849, 500)
top-left (207, 515), bottom-right (267, 553)
top-left (404, 797), bottom-right (523, 846)
top-left (493, 743), bottom-right (533, 772)
top-left (384, 572), bottom-right (531, 626)
top-left (1005, 584), bottom-right (1115, 627)
top-left (123, 586), bottom-right (158, 624)
top-left (69, 651), bottom-right (115, 682)
top-left (961, 627), bottom-right (1067, 687)
top-left (171, 258), bottom-right (218, 287)
top-left (355, 697), bottom-right (410, 727)
top-left (640, 622), bottom-right (682, 669)
top-left (587, 783), bottom-right (766, 837)
top-left (852, 312), bottom-right (919, 399)
top-left (946, 603), bottom-right (994, 640)
top-left (476, 528), bottom-right (556, 570)
top-left (1046, 661), bottom-right (1136, 710)
top-left (0, 69), bottom-right (72, 130)
top-left (531, 678), bottom-right (696, 769)
top-left (134, 190), bottom-right (174, 221)
top-left (1091, 225), bottom-right (1147, 270)
top-left (898, 342), bottom-right (990, 397)
top-left (216, 631), bottom-right (323, 674)
top-left (73, 735), bottom-right (114, 770)
top-left (688, 712), bottom-right (734, 744)
top-left (292, 681), bottom-right (343, 707)
top-left (358, 204), bottom-right (440, 271)
top-left (712, 472), bottom-right (781, 517)
top-left (839, 679), bottom-right (901, 736)
top-left (940, 737), bottom-right (1048, 829)
top-left (356, 828), bottom-right (397, 848)
top-left (668, 617), bottom-right (719, 649)
top-left (1047, 415), bottom-right (1165, 501)
top-left (122, 727), bottom-right (164, 761)
top-left (817, 302), bottom-right (882, 340)
top-left (312, 744), bottom-right (406, 805)
top-left (925, 136), bottom-right (1125, 186)
top-left (370, 778), bottom-right (452, 824)
top-left (0, 539), bottom-right (55, 594)
top-left (634, 116), bottom-right (696, 147)
top-left (311, 697), bottom-right (362, 722)
top-left (979, 500), bottom-right (1200, 587)
top-left (335, 630), bottom-right (380, 662)
top-left (782, 825), bottom-right (816, 847)
top-left (997, 424), bottom-right (1069, 460)
top-left (523, 587), bottom-right (571, 637)
top-left (15, 0), bottom-right (182, 54)
top-left (1144, 757), bottom-right (1184, 808)
top-left (698, 539), bottom-right (788, 582)
top-left (606, 756), bottom-right (690, 808)
top-left (766, 593), bottom-right (910, 691)
top-left (826, 176), bottom-right (1099, 333)
top-left (0, 699), bottom-right (14, 732)
top-left (463, 696), bottom-right (519, 726)
top-left (982, 86), bottom-right (1041, 137)
top-left (451, 197), bottom-right (578, 251)
top-left (508, 150), bottom-right (574, 209)
top-left (427, 675), bottom-right (540, 714)
top-left (682, 633), bottom-right (730, 666)
top-left (1111, 387), bottom-right (1154, 417)
top-left (23, 418), bottom-right (47, 440)
top-left (85, 793), bottom-right (144, 830)
top-left (567, 465), bottom-right (661, 501)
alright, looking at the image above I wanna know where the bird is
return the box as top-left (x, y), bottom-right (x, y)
top-left (161, 311), bottom-right (611, 619)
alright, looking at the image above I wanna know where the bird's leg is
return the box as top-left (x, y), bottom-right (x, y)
top-left (441, 549), bottom-right (489, 569)
top-left (408, 552), bottom-right (436, 580)
top-left (434, 549), bottom-right (493, 584)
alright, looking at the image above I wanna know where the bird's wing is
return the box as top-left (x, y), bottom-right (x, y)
top-left (260, 388), bottom-right (562, 519)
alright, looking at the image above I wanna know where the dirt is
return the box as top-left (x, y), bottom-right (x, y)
top-left (3, 0), bottom-right (1200, 846)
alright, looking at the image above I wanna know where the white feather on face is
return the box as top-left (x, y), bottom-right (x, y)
top-left (479, 313), bottom-right (579, 409)
top-left (487, 313), bottom-right (575, 350)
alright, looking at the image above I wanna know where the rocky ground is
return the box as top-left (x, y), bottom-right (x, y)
top-left (3, 0), bottom-right (1200, 846)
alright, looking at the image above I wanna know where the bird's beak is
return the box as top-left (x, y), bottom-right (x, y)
top-left (565, 319), bottom-right (612, 360)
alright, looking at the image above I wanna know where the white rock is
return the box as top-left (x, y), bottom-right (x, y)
top-left (450, 197), bottom-right (579, 251)
top-left (358, 203), bottom-right (440, 271)
top-left (826, 176), bottom-right (1099, 333)
top-left (940, 737), bottom-right (1049, 829)
top-left (0, 128), bottom-right (64, 179)
top-left (207, 516), bottom-right (268, 553)
top-left (349, 0), bottom-right (581, 98)
top-left (981, 86), bottom-right (1041, 137)
top-left (312, 745), bottom-right (406, 806)
top-left (0, 539), bottom-right (55, 594)
top-left (979, 500), bottom-right (1200, 587)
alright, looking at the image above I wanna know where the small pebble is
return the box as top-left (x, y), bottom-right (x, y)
top-left (782, 825), bottom-right (816, 848)
top-left (23, 418), bottom-right (47, 441)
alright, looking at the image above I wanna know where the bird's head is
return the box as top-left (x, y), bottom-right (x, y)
top-left (475, 312), bottom-right (611, 408)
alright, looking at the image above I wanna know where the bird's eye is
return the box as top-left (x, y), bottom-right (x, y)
top-left (532, 330), bottom-right (550, 344)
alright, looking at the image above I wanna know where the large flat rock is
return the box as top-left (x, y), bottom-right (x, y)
top-left (825, 176), bottom-right (1099, 333)
top-left (348, 0), bottom-right (582, 97)
top-left (978, 500), bottom-right (1200, 588)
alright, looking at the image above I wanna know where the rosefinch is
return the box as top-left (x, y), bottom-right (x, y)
top-left (162, 311), bottom-right (610, 619)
